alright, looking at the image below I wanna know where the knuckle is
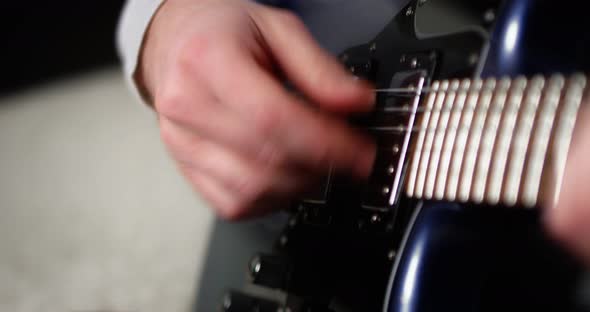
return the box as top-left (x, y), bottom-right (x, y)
top-left (178, 33), bottom-right (213, 69)
top-left (310, 63), bottom-right (336, 88)
top-left (218, 191), bottom-right (259, 221)
top-left (253, 105), bottom-right (282, 136)
top-left (235, 175), bottom-right (269, 209)
top-left (256, 140), bottom-right (286, 168)
top-left (554, 230), bottom-right (574, 248)
top-left (217, 203), bottom-right (248, 221)
top-left (236, 176), bottom-right (263, 202)
top-left (154, 90), bottom-right (186, 122)
top-left (158, 119), bottom-right (177, 148)
top-left (548, 211), bottom-right (576, 244)
top-left (309, 143), bottom-right (332, 171)
top-left (275, 9), bottom-right (303, 29)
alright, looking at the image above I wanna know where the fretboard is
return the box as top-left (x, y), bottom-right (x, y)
top-left (405, 74), bottom-right (589, 208)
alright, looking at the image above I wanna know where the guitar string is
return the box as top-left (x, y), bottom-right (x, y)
top-left (376, 106), bottom-right (538, 113)
top-left (363, 81), bottom-right (586, 133)
top-left (362, 124), bottom-right (556, 155)
top-left (372, 83), bottom-right (578, 96)
top-left (362, 125), bottom-right (526, 134)
top-left (370, 85), bottom-right (586, 113)
top-left (373, 73), bottom-right (587, 95)
top-left (375, 87), bottom-right (452, 95)
top-left (373, 86), bottom-right (503, 95)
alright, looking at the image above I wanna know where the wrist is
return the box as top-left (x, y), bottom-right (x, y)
top-left (135, 0), bottom-right (219, 106)
top-left (134, 0), bottom-right (174, 107)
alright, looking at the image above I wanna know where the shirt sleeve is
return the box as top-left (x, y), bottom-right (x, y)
top-left (116, 0), bottom-right (165, 103)
top-left (116, 0), bottom-right (281, 105)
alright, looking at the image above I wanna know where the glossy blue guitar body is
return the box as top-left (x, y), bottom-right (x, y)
top-left (387, 1), bottom-right (590, 311)
top-left (223, 1), bottom-right (590, 311)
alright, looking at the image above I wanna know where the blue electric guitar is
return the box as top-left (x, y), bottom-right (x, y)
top-left (222, 1), bottom-right (590, 311)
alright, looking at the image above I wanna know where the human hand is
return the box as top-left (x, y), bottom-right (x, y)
top-left (139, 0), bottom-right (376, 220)
top-left (546, 105), bottom-right (590, 265)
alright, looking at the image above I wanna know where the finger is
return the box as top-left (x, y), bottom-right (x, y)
top-left (182, 167), bottom-right (237, 219)
top-left (252, 7), bottom-right (374, 113)
top-left (546, 108), bottom-right (590, 263)
top-left (184, 168), bottom-right (294, 220)
top-left (156, 61), bottom-right (303, 170)
top-left (213, 54), bottom-right (376, 179)
top-left (160, 119), bottom-right (316, 216)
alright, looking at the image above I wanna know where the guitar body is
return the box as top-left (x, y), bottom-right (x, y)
top-left (387, 204), bottom-right (581, 312)
top-left (383, 1), bottom-right (590, 311)
top-left (222, 1), bottom-right (590, 311)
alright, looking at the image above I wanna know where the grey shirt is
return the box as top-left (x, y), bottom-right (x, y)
top-left (117, 0), bottom-right (406, 89)
top-left (259, 0), bottom-right (403, 53)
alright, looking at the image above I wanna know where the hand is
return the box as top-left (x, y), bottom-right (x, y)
top-left (546, 105), bottom-right (590, 265)
top-left (139, 0), bottom-right (376, 220)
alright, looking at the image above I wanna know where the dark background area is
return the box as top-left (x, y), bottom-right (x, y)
top-left (0, 1), bottom-right (126, 95)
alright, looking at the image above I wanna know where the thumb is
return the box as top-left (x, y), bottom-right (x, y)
top-left (545, 106), bottom-right (590, 264)
top-left (253, 7), bottom-right (375, 113)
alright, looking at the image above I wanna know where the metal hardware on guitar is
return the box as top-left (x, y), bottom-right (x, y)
top-left (248, 254), bottom-right (292, 290)
top-left (220, 291), bottom-right (282, 312)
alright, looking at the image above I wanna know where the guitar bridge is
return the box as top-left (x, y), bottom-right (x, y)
top-left (361, 54), bottom-right (435, 211)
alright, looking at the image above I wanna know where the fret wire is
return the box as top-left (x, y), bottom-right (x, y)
top-left (472, 78), bottom-right (511, 203)
top-left (458, 78), bottom-right (497, 203)
top-left (415, 80), bottom-right (449, 198)
top-left (406, 81), bottom-right (440, 197)
top-left (381, 106), bottom-right (544, 113)
top-left (374, 75), bottom-right (583, 96)
top-left (438, 79), bottom-right (471, 200)
top-left (425, 80), bottom-right (458, 199)
top-left (364, 124), bottom-right (548, 133)
top-left (369, 125), bottom-right (587, 134)
top-left (370, 75), bottom-right (587, 132)
top-left (391, 74), bottom-right (588, 208)
top-left (374, 84), bottom-right (543, 99)
top-left (502, 76), bottom-right (545, 206)
top-left (374, 86), bottom-right (496, 95)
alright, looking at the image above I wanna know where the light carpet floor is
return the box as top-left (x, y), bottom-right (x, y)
top-left (0, 68), bottom-right (213, 312)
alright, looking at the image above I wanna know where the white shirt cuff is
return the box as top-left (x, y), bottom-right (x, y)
top-left (117, 0), bottom-right (165, 104)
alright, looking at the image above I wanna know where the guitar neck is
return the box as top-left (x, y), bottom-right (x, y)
top-left (405, 74), bottom-right (589, 208)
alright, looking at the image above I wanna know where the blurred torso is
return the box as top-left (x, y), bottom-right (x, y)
top-left (259, 0), bottom-right (406, 53)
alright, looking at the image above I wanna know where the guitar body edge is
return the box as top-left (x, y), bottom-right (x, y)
top-left (385, 203), bottom-right (583, 312)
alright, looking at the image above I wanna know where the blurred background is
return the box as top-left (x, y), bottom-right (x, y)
top-left (0, 2), bottom-right (213, 311)
top-left (1, 2), bottom-right (122, 94)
